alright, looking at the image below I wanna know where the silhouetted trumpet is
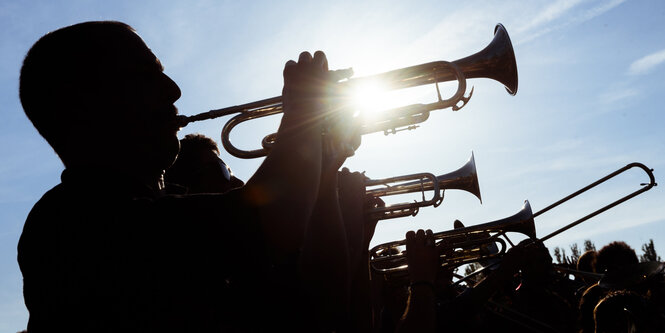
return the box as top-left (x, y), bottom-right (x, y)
top-left (177, 23), bottom-right (518, 158)
top-left (371, 200), bottom-right (535, 275)
top-left (365, 152), bottom-right (481, 221)
top-left (370, 162), bottom-right (657, 276)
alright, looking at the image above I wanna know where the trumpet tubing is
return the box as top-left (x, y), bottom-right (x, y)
top-left (369, 200), bottom-right (535, 275)
top-left (370, 162), bottom-right (657, 277)
top-left (365, 152), bottom-right (482, 221)
top-left (178, 24), bottom-right (518, 158)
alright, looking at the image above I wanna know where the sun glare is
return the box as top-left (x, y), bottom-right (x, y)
top-left (350, 80), bottom-right (391, 117)
top-left (349, 79), bottom-right (441, 123)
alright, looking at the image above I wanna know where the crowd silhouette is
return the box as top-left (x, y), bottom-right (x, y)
top-left (16, 21), bottom-right (664, 333)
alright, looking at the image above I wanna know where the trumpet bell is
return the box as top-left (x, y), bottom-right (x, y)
top-left (436, 152), bottom-right (482, 203)
top-left (369, 200), bottom-right (536, 275)
top-left (364, 152), bottom-right (483, 221)
top-left (178, 24), bottom-right (520, 159)
top-left (453, 23), bottom-right (518, 95)
top-left (456, 200), bottom-right (535, 239)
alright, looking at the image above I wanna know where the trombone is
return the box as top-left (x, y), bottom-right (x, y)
top-left (177, 24), bottom-right (518, 158)
top-left (369, 162), bottom-right (657, 276)
top-left (365, 152), bottom-right (481, 221)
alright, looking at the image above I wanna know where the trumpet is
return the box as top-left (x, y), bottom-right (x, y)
top-left (178, 23), bottom-right (518, 158)
top-left (369, 162), bottom-right (657, 276)
top-left (365, 152), bottom-right (482, 221)
top-left (371, 200), bottom-right (535, 275)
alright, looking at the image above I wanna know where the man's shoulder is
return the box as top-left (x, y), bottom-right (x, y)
top-left (18, 182), bottom-right (68, 259)
top-left (24, 182), bottom-right (68, 223)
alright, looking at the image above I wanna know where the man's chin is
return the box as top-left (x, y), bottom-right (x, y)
top-left (143, 134), bottom-right (180, 173)
top-left (161, 142), bottom-right (180, 169)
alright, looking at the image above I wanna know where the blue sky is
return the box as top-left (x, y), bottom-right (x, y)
top-left (1, 0), bottom-right (664, 330)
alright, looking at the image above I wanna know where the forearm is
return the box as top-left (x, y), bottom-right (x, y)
top-left (396, 284), bottom-right (437, 333)
top-left (337, 169), bottom-right (371, 276)
top-left (243, 113), bottom-right (323, 258)
top-left (348, 255), bottom-right (373, 332)
top-left (299, 170), bottom-right (351, 327)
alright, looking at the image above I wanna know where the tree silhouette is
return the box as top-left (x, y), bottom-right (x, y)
top-left (569, 243), bottom-right (581, 265)
top-left (554, 247), bottom-right (563, 264)
top-left (553, 240), bottom-right (595, 266)
top-left (583, 239), bottom-right (596, 252)
top-left (640, 239), bottom-right (661, 262)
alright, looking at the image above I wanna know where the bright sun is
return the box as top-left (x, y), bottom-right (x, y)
top-left (350, 80), bottom-right (392, 116)
top-left (348, 78), bottom-right (438, 124)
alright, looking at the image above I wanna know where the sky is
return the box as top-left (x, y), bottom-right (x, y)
top-left (1, 0), bottom-right (664, 331)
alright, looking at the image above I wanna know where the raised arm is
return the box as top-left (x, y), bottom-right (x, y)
top-left (397, 229), bottom-right (439, 333)
top-left (239, 51), bottom-right (330, 261)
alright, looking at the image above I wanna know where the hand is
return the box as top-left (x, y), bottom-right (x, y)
top-left (282, 51), bottom-right (360, 170)
top-left (281, 51), bottom-right (331, 128)
top-left (321, 122), bottom-right (361, 172)
top-left (322, 87), bottom-right (360, 171)
top-left (406, 229), bottom-right (439, 285)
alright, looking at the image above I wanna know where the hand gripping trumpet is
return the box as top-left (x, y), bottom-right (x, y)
top-left (364, 152), bottom-right (482, 221)
top-left (369, 162), bottom-right (657, 276)
top-left (177, 24), bottom-right (518, 158)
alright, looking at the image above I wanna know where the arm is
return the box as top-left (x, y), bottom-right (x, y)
top-left (298, 170), bottom-right (350, 329)
top-left (337, 169), bottom-right (382, 331)
top-left (297, 108), bottom-right (362, 329)
top-left (240, 51), bottom-right (331, 261)
top-left (396, 229), bottom-right (439, 333)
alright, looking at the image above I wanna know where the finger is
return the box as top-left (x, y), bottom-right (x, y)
top-left (425, 230), bottom-right (435, 247)
top-left (283, 60), bottom-right (297, 80)
top-left (313, 50), bottom-right (328, 72)
top-left (406, 230), bottom-right (416, 241)
top-left (298, 51), bottom-right (313, 65)
top-left (415, 229), bottom-right (426, 244)
top-left (406, 230), bottom-right (416, 249)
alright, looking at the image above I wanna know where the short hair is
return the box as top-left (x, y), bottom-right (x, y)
top-left (179, 134), bottom-right (221, 156)
top-left (19, 21), bottom-right (135, 158)
top-left (577, 250), bottom-right (598, 273)
top-left (164, 134), bottom-right (233, 193)
top-left (596, 241), bottom-right (638, 274)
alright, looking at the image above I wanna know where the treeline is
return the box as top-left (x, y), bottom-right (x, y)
top-left (552, 238), bottom-right (661, 266)
top-left (463, 238), bottom-right (662, 277)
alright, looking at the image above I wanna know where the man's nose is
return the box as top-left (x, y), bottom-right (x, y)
top-left (162, 73), bottom-right (181, 102)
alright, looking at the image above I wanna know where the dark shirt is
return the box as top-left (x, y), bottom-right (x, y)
top-left (18, 168), bottom-right (267, 332)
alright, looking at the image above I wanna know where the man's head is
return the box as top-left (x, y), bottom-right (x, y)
top-left (20, 21), bottom-right (181, 176)
top-left (577, 250), bottom-right (598, 273)
top-left (596, 241), bottom-right (638, 274)
top-left (165, 134), bottom-right (244, 194)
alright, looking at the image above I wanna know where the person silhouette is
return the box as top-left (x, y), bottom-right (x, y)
top-left (18, 21), bottom-right (358, 332)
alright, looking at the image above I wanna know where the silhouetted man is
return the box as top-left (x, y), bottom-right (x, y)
top-left (18, 21), bottom-right (357, 332)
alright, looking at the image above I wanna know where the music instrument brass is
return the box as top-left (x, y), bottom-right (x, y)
top-left (366, 152), bottom-right (481, 221)
top-left (178, 24), bottom-right (518, 158)
top-left (370, 162), bottom-right (657, 276)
